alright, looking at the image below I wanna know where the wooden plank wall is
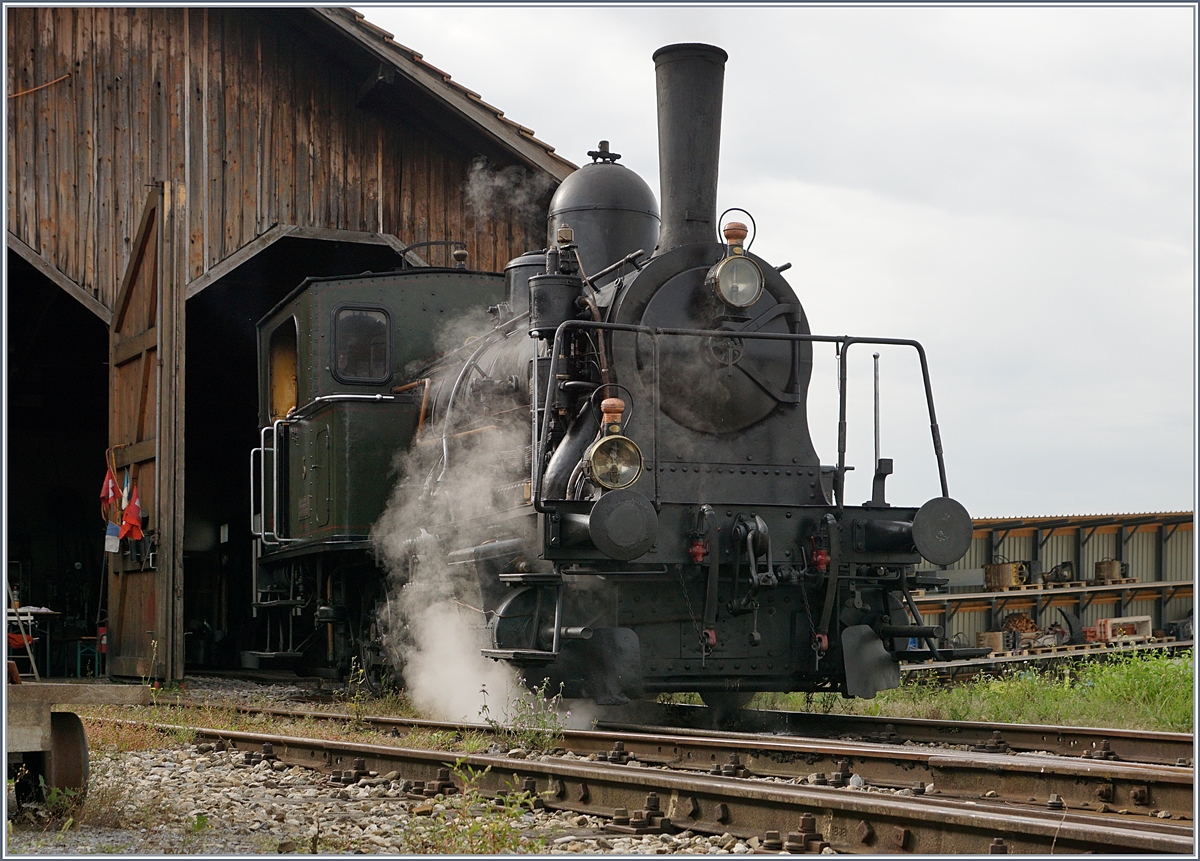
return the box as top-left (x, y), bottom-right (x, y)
top-left (7, 7), bottom-right (543, 311)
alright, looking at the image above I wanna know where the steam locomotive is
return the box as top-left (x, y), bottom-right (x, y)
top-left (248, 43), bottom-right (977, 707)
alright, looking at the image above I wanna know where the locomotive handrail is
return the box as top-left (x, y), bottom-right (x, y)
top-left (287, 393), bottom-right (396, 421)
top-left (834, 337), bottom-right (949, 511)
top-left (269, 418), bottom-right (299, 544)
top-left (532, 322), bottom-right (949, 518)
top-left (250, 444), bottom-right (262, 537)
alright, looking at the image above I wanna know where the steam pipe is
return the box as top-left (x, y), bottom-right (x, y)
top-left (653, 43), bottom-right (728, 254)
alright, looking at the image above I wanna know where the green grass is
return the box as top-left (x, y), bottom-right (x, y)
top-left (749, 649), bottom-right (1194, 732)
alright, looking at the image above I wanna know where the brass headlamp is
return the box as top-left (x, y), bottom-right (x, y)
top-left (585, 397), bottom-right (643, 490)
top-left (706, 221), bottom-right (763, 309)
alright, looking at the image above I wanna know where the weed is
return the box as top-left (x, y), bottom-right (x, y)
top-left (456, 730), bottom-right (492, 755)
top-left (38, 778), bottom-right (78, 819)
top-left (747, 648), bottom-right (1194, 732)
top-left (479, 675), bottom-right (567, 753)
top-left (73, 757), bottom-right (170, 830)
top-left (379, 759), bottom-right (543, 854)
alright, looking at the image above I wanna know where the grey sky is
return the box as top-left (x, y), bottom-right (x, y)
top-left (359, 4), bottom-right (1195, 519)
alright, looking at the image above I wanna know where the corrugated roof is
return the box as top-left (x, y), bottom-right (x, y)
top-left (312, 8), bottom-right (576, 181)
top-left (972, 512), bottom-right (1193, 528)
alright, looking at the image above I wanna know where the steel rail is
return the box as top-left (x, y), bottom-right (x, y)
top-left (114, 720), bottom-right (1193, 854)
top-left (600, 701), bottom-right (1196, 766)
top-left (150, 702), bottom-right (1194, 818)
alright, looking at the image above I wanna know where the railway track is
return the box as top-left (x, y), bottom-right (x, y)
top-left (161, 699), bottom-right (1196, 816)
top-left (601, 700), bottom-right (1196, 766)
top-left (97, 718), bottom-right (1192, 854)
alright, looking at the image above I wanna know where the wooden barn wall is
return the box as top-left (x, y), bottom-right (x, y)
top-left (7, 7), bottom-right (542, 312)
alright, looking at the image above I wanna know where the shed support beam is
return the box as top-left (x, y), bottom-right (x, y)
top-left (7, 233), bottom-right (112, 325)
top-left (183, 225), bottom-right (412, 301)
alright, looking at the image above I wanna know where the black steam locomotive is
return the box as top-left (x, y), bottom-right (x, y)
top-left (249, 43), bottom-right (976, 706)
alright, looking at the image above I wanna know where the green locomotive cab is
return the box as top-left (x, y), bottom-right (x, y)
top-left (249, 266), bottom-right (504, 677)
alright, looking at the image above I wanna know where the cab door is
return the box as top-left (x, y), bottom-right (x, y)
top-left (106, 186), bottom-right (183, 679)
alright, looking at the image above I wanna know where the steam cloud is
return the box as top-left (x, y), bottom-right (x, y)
top-left (371, 322), bottom-right (531, 722)
top-left (463, 157), bottom-right (555, 237)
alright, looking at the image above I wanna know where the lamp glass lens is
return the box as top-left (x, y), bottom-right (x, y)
top-left (716, 257), bottom-right (762, 307)
top-left (589, 436), bottom-right (643, 489)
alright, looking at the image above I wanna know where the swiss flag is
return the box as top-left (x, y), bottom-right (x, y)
top-left (100, 467), bottom-right (118, 507)
top-left (119, 484), bottom-right (144, 540)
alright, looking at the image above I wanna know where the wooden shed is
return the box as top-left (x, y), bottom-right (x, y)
top-left (6, 7), bottom-right (575, 679)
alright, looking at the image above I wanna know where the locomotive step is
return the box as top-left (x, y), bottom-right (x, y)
top-left (479, 648), bottom-right (558, 665)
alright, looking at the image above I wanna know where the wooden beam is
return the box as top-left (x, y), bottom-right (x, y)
top-left (112, 188), bottom-right (164, 332)
top-left (7, 232), bottom-right (112, 325)
top-left (112, 438), bottom-right (156, 468)
top-left (112, 326), bottom-right (157, 366)
top-left (182, 224), bottom-right (407, 300)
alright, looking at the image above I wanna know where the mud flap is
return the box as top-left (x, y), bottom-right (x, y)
top-left (841, 624), bottom-right (900, 699)
top-left (532, 628), bottom-right (644, 705)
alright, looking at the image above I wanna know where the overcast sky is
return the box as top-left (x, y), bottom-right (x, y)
top-left (358, 4), bottom-right (1195, 519)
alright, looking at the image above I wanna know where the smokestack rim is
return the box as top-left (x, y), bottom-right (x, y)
top-left (652, 43), bottom-right (728, 65)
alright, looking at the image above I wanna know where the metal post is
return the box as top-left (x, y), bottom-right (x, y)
top-left (873, 352), bottom-right (880, 470)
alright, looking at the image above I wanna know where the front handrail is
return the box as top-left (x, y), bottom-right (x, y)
top-left (532, 321), bottom-right (949, 516)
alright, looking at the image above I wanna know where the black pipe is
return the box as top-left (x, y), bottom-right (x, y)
top-left (653, 43), bottom-right (728, 254)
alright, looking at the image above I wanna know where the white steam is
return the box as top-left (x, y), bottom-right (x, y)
top-left (371, 323), bottom-right (533, 723)
top-left (464, 157), bottom-right (555, 237)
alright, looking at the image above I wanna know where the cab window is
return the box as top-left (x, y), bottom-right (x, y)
top-left (333, 307), bottom-right (390, 384)
top-left (269, 318), bottom-right (298, 420)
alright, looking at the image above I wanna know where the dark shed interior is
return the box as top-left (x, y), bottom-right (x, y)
top-left (6, 251), bottom-right (110, 675)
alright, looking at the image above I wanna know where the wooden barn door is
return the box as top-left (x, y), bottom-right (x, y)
top-left (107, 185), bottom-right (184, 679)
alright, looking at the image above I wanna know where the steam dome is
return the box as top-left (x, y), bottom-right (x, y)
top-left (547, 144), bottom-right (659, 287)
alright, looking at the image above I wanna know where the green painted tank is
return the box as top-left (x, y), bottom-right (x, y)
top-left (253, 268), bottom-right (505, 554)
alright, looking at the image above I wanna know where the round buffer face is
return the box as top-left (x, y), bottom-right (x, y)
top-left (588, 488), bottom-right (658, 561)
top-left (911, 496), bottom-right (973, 566)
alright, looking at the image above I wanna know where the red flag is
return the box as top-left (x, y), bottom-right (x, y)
top-left (119, 485), bottom-right (144, 540)
top-left (100, 467), bottom-right (118, 506)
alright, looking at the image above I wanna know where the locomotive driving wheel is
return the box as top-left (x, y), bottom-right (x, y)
top-left (355, 585), bottom-right (397, 695)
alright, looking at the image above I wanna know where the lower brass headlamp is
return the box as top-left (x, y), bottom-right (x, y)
top-left (586, 435), bottom-right (644, 490)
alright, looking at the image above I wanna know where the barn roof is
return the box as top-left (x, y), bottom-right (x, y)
top-left (310, 8), bottom-right (577, 182)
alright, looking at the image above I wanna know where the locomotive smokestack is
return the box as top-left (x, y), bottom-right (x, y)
top-left (652, 43), bottom-right (728, 255)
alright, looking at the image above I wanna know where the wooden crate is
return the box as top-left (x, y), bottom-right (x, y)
top-left (977, 630), bottom-right (1017, 652)
top-left (984, 562), bottom-right (1028, 591)
top-left (1095, 560), bottom-right (1130, 581)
